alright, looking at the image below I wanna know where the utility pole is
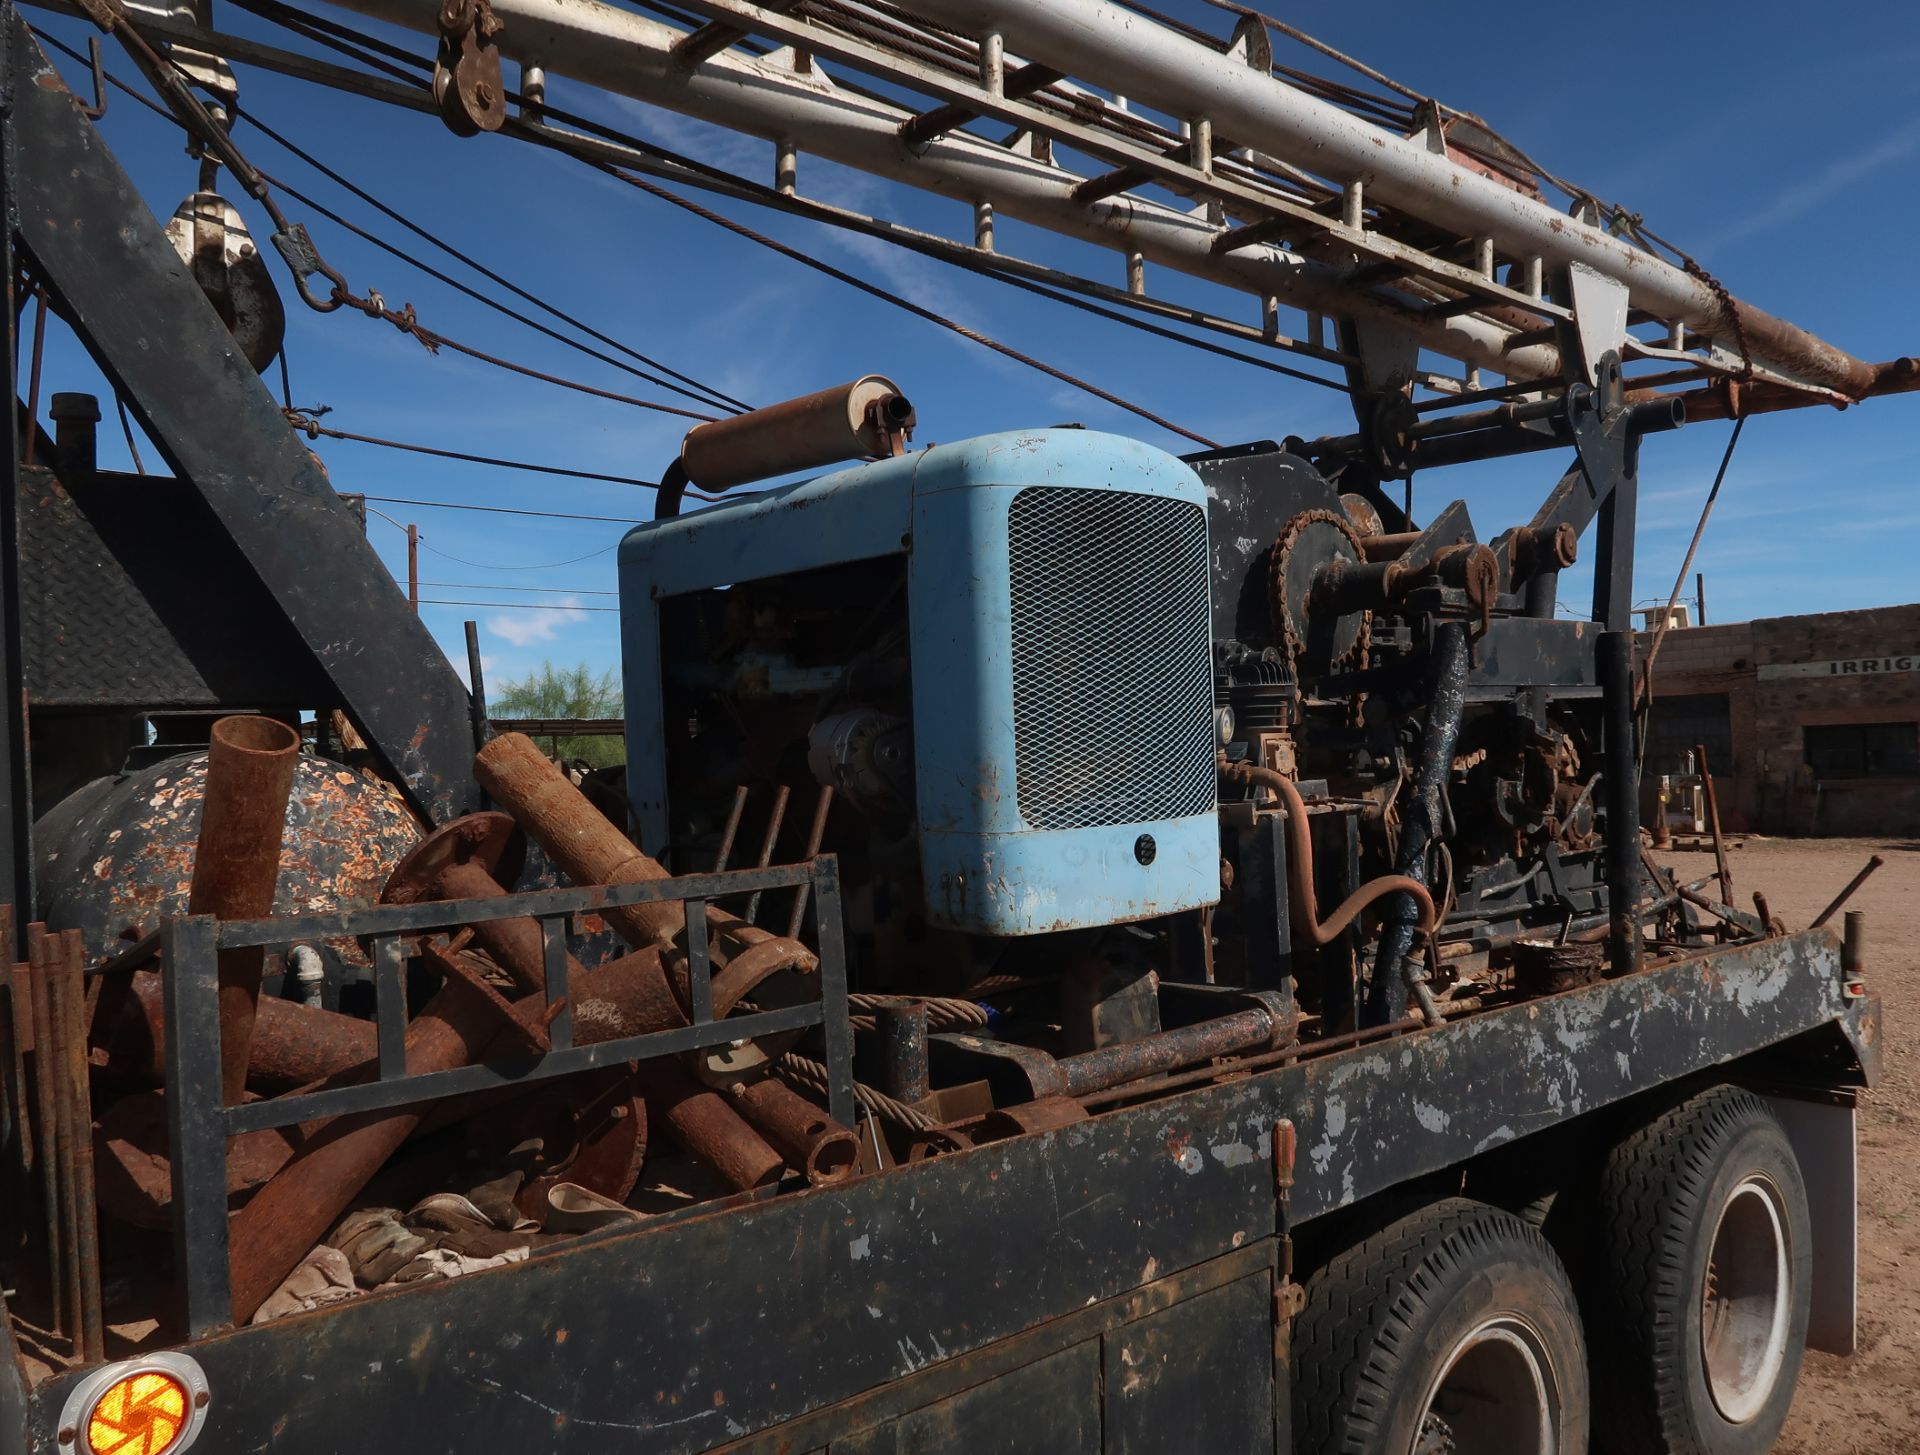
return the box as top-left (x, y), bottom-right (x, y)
top-left (1695, 571), bottom-right (1706, 626)
top-left (407, 523), bottom-right (419, 614)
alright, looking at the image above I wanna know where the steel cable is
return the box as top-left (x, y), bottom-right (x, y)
top-left (286, 415), bottom-right (666, 487)
top-left (41, 26), bottom-right (724, 424)
top-left (360, 494), bottom-right (642, 523)
top-left (597, 165), bottom-right (1221, 448)
top-left (239, 111), bottom-right (750, 414)
top-left (776, 1052), bottom-right (937, 1132)
top-left (130, 7), bottom-right (1337, 415)
top-left (71, 11), bottom-right (1352, 396)
top-left (845, 993), bottom-right (990, 1031)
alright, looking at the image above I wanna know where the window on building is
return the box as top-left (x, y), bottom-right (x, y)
top-left (1646, 693), bottom-right (1734, 780)
top-left (1804, 722), bottom-right (1920, 778)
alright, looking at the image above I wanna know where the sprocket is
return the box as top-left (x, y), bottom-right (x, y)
top-left (1267, 507), bottom-right (1371, 679)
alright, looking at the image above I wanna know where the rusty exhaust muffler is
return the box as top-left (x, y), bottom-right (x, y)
top-left (656, 376), bottom-right (914, 517)
top-left (681, 375), bottom-right (914, 492)
top-left (187, 715), bottom-right (301, 1105)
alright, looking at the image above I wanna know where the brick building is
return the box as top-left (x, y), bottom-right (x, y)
top-left (1642, 603), bottom-right (1920, 836)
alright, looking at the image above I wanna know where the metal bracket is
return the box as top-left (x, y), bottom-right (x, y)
top-left (1559, 262), bottom-right (1629, 389)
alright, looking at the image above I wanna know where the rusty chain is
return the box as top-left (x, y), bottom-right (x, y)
top-left (1683, 256), bottom-right (1755, 383)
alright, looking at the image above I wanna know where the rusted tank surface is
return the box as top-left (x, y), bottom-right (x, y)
top-left (34, 746), bottom-right (423, 964)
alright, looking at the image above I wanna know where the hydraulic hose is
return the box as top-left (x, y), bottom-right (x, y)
top-left (1218, 755), bottom-right (1437, 947)
top-left (1366, 622), bottom-right (1469, 1026)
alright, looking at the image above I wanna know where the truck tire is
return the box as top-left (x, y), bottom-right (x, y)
top-left (1589, 1086), bottom-right (1811, 1455)
top-left (1294, 1197), bottom-right (1589, 1455)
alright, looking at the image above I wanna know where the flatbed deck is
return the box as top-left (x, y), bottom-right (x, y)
top-left (1, 927), bottom-right (1874, 1454)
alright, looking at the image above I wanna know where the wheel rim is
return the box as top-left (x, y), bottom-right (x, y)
top-left (1410, 1314), bottom-right (1561, 1455)
top-left (1701, 1174), bottom-right (1792, 1424)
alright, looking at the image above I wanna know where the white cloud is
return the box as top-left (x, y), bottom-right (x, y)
top-left (1702, 118), bottom-right (1920, 253)
top-left (486, 599), bottom-right (588, 647)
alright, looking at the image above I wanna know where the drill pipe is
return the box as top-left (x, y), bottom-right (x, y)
top-left (1057, 1006), bottom-right (1280, 1098)
top-left (473, 734), bottom-right (814, 972)
top-left (187, 716), bottom-right (301, 1105)
top-left (731, 1077), bottom-right (858, 1186)
top-left (1600, 631), bottom-right (1644, 977)
top-left (643, 1067), bottom-right (784, 1192)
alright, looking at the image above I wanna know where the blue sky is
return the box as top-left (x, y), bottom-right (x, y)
top-left (27, 1), bottom-right (1920, 693)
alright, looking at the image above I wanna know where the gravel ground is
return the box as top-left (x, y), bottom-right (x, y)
top-left (1655, 836), bottom-right (1919, 1455)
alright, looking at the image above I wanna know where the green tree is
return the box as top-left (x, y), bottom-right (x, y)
top-left (490, 661), bottom-right (625, 768)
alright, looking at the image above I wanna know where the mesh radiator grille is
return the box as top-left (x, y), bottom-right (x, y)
top-left (1007, 486), bottom-right (1216, 831)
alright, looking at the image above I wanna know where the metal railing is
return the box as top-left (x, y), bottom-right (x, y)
top-left (159, 856), bottom-right (853, 1337)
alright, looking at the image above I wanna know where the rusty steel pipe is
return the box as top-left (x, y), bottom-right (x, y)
top-left (23, 927), bottom-right (64, 1337)
top-left (1057, 1006), bottom-right (1279, 1099)
top-left (875, 1002), bottom-right (930, 1105)
top-left (643, 1066), bottom-right (784, 1193)
top-left (1220, 758), bottom-right (1437, 945)
top-left (44, 941), bottom-right (83, 1346)
top-left (731, 1077), bottom-right (858, 1186)
top-left (226, 955), bottom-right (519, 1324)
top-left (1358, 530), bottom-right (1420, 563)
top-left (377, 813), bottom-right (579, 999)
top-left (0, 958), bottom-right (27, 1192)
top-left (679, 375), bottom-right (914, 492)
top-left (53, 931), bottom-right (104, 1362)
top-left (99, 972), bottom-right (378, 1092)
top-left (187, 715), bottom-right (301, 1105)
top-left (1811, 854), bottom-right (1886, 931)
top-left (474, 734), bottom-right (815, 971)
top-left (429, 858), bottom-right (588, 997)
top-left (475, 733), bottom-right (686, 951)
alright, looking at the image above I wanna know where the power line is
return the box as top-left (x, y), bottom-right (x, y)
top-left (419, 597), bottom-right (618, 612)
top-left (418, 580), bottom-right (617, 596)
top-left (167, 7), bottom-right (1260, 437)
top-left (289, 417), bottom-right (664, 488)
top-left (424, 541), bottom-right (618, 568)
top-left (239, 110), bottom-right (750, 415)
top-left (362, 504), bottom-right (625, 570)
top-left (600, 166), bottom-right (1221, 448)
top-left (358, 494), bottom-right (642, 524)
top-left (421, 539), bottom-right (619, 571)
top-left (37, 27), bottom-right (722, 425)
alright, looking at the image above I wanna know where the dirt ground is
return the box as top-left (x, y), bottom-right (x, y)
top-left (1654, 836), bottom-right (1919, 1455)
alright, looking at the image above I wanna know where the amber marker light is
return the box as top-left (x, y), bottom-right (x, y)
top-left (56, 1353), bottom-right (210, 1455)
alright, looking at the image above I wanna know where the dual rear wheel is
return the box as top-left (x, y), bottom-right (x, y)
top-left (1291, 1087), bottom-right (1811, 1455)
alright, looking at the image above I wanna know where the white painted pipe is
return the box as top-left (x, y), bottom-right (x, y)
top-left (328, 0), bottom-right (1564, 381)
top-left (907, 0), bottom-right (1872, 397)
